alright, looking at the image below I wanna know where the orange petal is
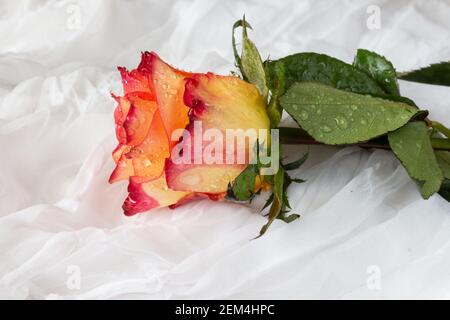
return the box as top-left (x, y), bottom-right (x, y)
top-left (113, 96), bottom-right (131, 145)
top-left (146, 52), bottom-right (194, 148)
top-left (110, 108), bottom-right (169, 183)
top-left (123, 175), bottom-right (191, 216)
top-left (126, 110), bottom-right (170, 182)
top-left (111, 53), bottom-right (196, 185)
top-left (123, 93), bottom-right (158, 146)
top-left (110, 96), bottom-right (133, 183)
top-left (109, 93), bottom-right (159, 183)
top-left (109, 155), bottom-right (134, 183)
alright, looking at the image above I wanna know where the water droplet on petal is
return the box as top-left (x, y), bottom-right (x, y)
top-left (143, 158), bottom-right (152, 167)
top-left (180, 174), bottom-right (200, 186)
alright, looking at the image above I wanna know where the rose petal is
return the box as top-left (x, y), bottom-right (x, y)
top-left (109, 93), bottom-right (159, 183)
top-left (112, 95), bottom-right (131, 145)
top-left (109, 155), bottom-right (134, 183)
top-left (165, 73), bottom-right (270, 193)
top-left (147, 52), bottom-right (194, 147)
top-left (123, 176), bottom-right (191, 216)
top-left (127, 110), bottom-right (170, 182)
top-left (118, 66), bottom-right (153, 96)
top-left (168, 192), bottom-right (225, 209)
top-left (123, 93), bottom-right (158, 146)
top-left (166, 160), bottom-right (246, 193)
top-left (184, 73), bottom-right (269, 131)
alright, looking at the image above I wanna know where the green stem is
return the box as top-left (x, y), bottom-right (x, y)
top-left (279, 127), bottom-right (450, 151)
top-left (431, 121), bottom-right (450, 139)
top-left (431, 137), bottom-right (450, 150)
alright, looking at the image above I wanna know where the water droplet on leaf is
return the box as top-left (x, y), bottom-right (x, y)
top-left (334, 115), bottom-right (348, 129)
top-left (299, 110), bottom-right (309, 120)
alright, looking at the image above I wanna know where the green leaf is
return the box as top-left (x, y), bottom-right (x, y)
top-left (280, 82), bottom-right (419, 145)
top-left (277, 172), bottom-right (301, 223)
top-left (353, 49), bottom-right (400, 95)
top-left (267, 91), bottom-right (283, 127)
top-left (388, 121), bottom-right (444, 199)
top-left (399, 62), bottom-right (450, 87)
top-left (232, 20), bottom-right (246, 72)
top-left (358, 91), bottom-right (429, 121)
top-left (232, 18), bottom-right (268, 100)
top-left (258, 167), bottom-right (284, 238)
top-left (227, 164), bottom-right (259, 201)
top-left (261, 193), bottom-right (274, 211)
top-left (279, 213), bottom-right (300, 223)
top-left (432, 130), bottom-right (450, 181)
top-left (436, 151), bottom-right (450, 179)
top-left (257, 159), bottom-right (305, 237)
top-left (264, 52), bottom-right (385, 99)
top-left (368, 93), bottom-right (417, 107)
top-left (282, 152), bottom-right (309, 171)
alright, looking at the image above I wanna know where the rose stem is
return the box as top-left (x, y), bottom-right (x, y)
top-left (431, 121), bottom-right (450, 139)
top-left (279, 127), bottom-right (450, 151)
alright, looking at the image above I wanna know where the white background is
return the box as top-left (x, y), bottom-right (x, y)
top-left (1, 0), bottom-right (450, 299)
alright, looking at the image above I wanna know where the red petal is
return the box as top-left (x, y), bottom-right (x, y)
top-left (123, 176), bottom-right (191, 216)
top-left (123, 179), bottom-right (159, 216)
top-left (118, 66), bottom-right (154, 97)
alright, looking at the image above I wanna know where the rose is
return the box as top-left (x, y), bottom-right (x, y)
top-left (109, 52), bottom-right (270, 215)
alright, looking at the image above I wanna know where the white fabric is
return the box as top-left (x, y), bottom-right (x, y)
top-left (1, 0), bottom-right (450, 299)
